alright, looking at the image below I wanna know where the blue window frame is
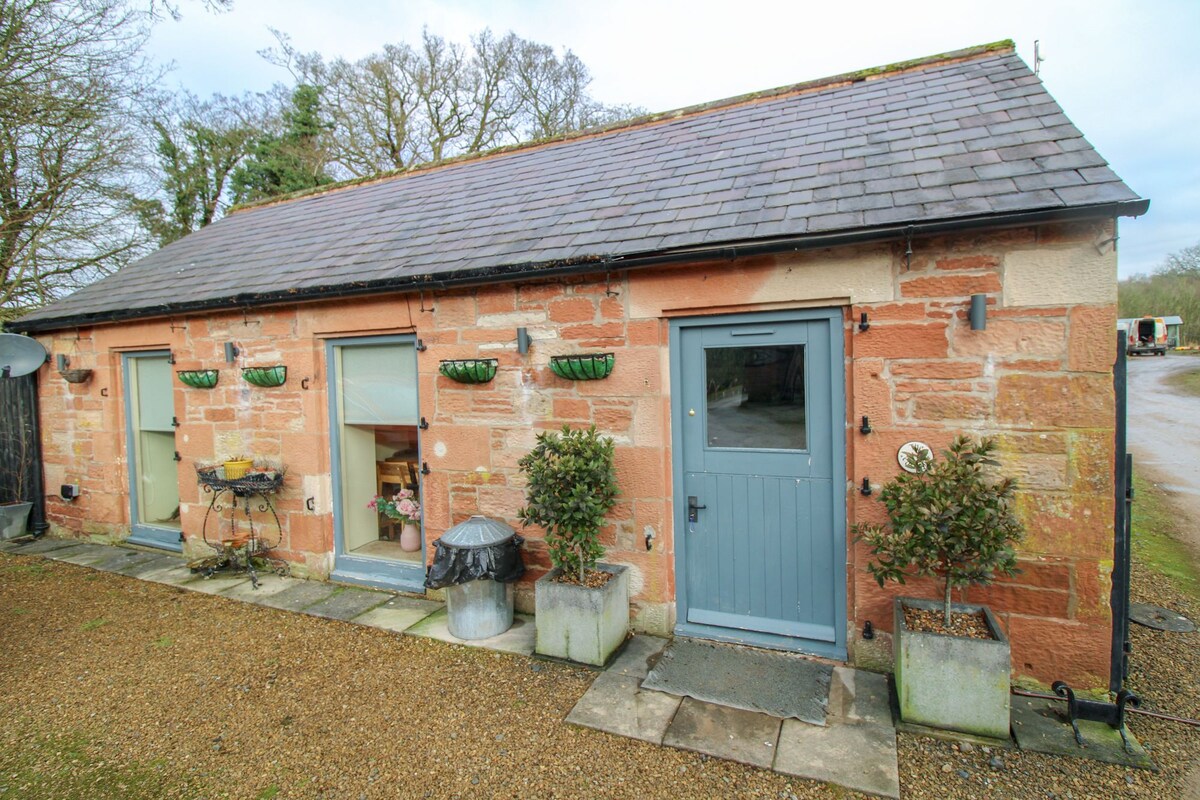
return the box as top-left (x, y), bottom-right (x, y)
top-left (326, 335), bottom-right (425, 592)
top-left (122, 350), bottom-right (182, 551)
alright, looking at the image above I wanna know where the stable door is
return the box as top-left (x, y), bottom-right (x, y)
top-left (327, 336), bottom-right (424, 591)
top-left (672, 310), bottom-right (846, 658)
top-left (123, 352), bottom-right (181, 550)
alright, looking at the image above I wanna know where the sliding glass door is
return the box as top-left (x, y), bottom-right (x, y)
top-left (327, 336), bottom-right (424, 590)
top-left (123, 352), bottom-right (181, 550)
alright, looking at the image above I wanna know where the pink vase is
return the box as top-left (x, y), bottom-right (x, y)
top-left (400, 521), bottom-right (421, 552)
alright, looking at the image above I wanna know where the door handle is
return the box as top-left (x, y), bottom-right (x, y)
top-left (687, 496), bottom-right (706, 523)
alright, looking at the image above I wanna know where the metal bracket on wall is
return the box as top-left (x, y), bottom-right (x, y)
top-left (420, 462), bottom-right (430, 475)
top-left (300, 377), bottom-right (310, 390)
top-left (305, 497), bottom-right (315, 512)
top-left (172, 416), bottom-right (181, 428)
top-left (173, 451), bottom-right (182, 462)
top-left (860, 477), bottom-right (872, 496)
top-left (860, 415), bottom-right (872, 434)
top-left (418, 417), bottom-right (429, 430)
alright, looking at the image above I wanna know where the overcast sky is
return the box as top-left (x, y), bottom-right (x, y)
top-left (148, 0), bottom-right (1200, 278)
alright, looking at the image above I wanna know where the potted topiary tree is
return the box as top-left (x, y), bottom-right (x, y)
top-left (517, 424), bottom-right (626, 665)
top-left (856, 435), bottom-right (1024, 739)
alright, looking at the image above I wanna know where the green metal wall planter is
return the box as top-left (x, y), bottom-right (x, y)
top-left (549, 353), bottom-right (615, 381)
top-left (177, 369), bottom-right (219, 389)
top-left (439, 358), bottom-right (498, 384)
top-left (242, 365), bottom-right (288, 387)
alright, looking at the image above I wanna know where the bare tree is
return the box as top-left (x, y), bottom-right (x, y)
top-left (0, 0), bottom-right (161, 320)
top-left (146, 0), bottom-right (231, 22)
top-left (135, 91), bottom-right (262, 245)
top-left (266, 27), bottom-right (642, 180)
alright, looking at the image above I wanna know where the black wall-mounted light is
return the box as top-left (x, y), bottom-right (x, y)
top-left (224, 342), bottom-right (240, 362)
top-left (858, 312), bottom-right (870, 332)
top-left (517, 327), bottom-right (531, 355)
top-left (969, 294), bottom-right (987, 331)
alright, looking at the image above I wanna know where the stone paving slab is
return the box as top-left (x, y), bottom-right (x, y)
top-left (775, 718), bottom-right (900, 799)
top-left (0, 539), bottom-right (29, 552)
top-left (14, 538), bottom-right (89, 555)
top-left (115, 553), bottom-right (188, 578)
top-left (47, 543), bottom-right (116, 565)
top-left (407, 608), bottom-right (536, 656)
top-left (663, 697), bottom-right (782, 769)
top-left (829, 666), bottom-right (892, 726)
top-left (218, 574), bottom-right (302, 602)
top-left (184, 572), bottom-right (251, 595)
top-left (352, 596), bottom-right (443, 633)
top-left (566, 671), bottom-right (681, 744)
top-left (138, 563), bottom-right (197, 586)
top-left (607, 635), bottom-right (669, 679)
top-left (88, 549), bottom-right (165, 574)
top-left (255, 580), bottom-right (338, 612)
top-left (1011, 696), bottom-right (1154, 769)
top-left (303, 587), bottom-right (393, 621)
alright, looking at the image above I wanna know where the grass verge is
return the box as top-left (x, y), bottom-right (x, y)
top-left (0, 728), bottom-right (200, 799)
top-left (1164, 363), bottom-right (1200, 397)
top-left (1131, 472), bottom-right (1200, 602)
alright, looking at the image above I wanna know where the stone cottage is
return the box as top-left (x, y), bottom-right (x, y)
top-left (12, 41), bottom-right (1146, 688)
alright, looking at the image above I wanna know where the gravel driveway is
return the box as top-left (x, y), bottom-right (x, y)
top-left (1127, 353), bottom-right (1200, 553)
top-left (1, 550), bottom-right (1197, 799)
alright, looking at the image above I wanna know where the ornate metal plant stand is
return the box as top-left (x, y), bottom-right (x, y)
top-left (195, 466), bottom-right (287, 588)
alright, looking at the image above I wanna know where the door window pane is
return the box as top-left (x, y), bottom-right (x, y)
top-left (341, 343), bottom-right (418, 424)
top-left (705, 345), bottom-right (806, 450)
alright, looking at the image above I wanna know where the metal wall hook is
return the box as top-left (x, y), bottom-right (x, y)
top-left (858, 312), bottom-right (870, 332)
top-left (860, 477), bottom-right (873, 496)
top-left (860, 416), bottom-right (872, 434)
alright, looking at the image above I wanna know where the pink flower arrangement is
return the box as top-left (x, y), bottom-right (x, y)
top-left (369, 488), bottom-right (421, 524)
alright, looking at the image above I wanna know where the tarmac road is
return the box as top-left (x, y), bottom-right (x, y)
top-left (1125, 352), bottom-right (1200, 552)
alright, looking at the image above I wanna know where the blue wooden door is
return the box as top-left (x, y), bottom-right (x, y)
top-left (672, 310), bottom-right (845, 658)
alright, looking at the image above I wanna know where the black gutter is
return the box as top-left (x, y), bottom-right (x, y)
top-left (9, 199), bottom-right (1150, 334)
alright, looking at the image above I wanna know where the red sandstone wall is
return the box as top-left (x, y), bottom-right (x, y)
top-left (848, 222), bottom-right (1118, 687)
top-left (32, 219), bottom-right (1118, 686)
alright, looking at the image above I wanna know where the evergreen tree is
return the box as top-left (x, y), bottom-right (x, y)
top-left (231, 85), bottom-right (332, 203)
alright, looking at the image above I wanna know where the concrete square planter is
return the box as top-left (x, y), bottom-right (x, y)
top-left (535, 563), bottom-right (629, 666)
top-left (0, 502), bottom-right (32, 540)
top-left (895, 597), bottom-right (1011, 739)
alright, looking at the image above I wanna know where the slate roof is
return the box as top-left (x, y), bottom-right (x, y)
top-left (16, 42), bottom-right (1144, 331)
